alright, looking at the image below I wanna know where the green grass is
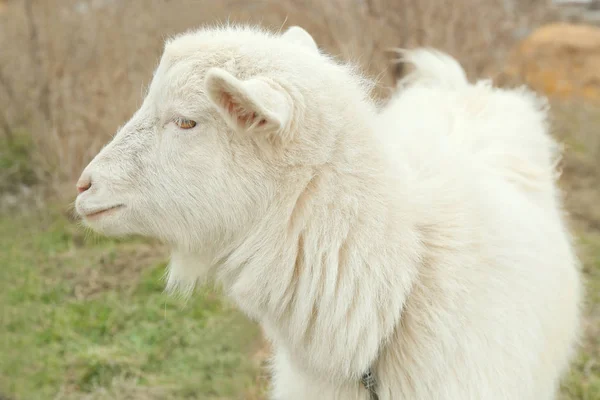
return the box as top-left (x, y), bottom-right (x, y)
top-left (559, 233), bottom-right (600, 400)
top-left (0, 207), bottom-right (265, 400)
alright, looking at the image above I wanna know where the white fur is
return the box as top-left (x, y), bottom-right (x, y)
top-left (76, 26), bottom-right (581, 400)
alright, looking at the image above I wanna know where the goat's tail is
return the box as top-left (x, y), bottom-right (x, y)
top-left (392, 48), bottom-right (468, 90)
top-left (387, 48), bottom-right (562, 207)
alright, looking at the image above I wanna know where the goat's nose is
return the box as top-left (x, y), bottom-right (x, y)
top-left (76, 175), bottom-right (92, 194)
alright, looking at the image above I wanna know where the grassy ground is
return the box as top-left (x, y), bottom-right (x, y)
top-left (0, 208), bottom-right (268, 399)
top-left (553, 100), bottom-right (600, 400)
top-left (0, 100), bottom-right (599, 399)
top-left (561, 230), bottom-right (600, 400)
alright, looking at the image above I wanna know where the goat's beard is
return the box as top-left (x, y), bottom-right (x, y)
top-left (165, 250), bottom-right (215, 297)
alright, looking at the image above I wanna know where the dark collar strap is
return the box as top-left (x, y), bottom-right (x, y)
top-left (360, 369), bottom-right (379, 400)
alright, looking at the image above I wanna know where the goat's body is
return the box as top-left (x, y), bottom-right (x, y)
top-left (268, 51), bottom-right (580, 400)
top-left (76, 24), bottom-right (581, 400)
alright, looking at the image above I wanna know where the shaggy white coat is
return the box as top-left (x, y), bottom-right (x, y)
top-left (75, 25), bottom-right (582, 400)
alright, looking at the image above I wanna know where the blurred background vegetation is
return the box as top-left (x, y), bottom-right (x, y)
top-left (0, 0), bottom-right (599, 398)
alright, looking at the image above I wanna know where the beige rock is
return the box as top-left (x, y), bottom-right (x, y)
top-left (504, 23), bottom-right (600, 100)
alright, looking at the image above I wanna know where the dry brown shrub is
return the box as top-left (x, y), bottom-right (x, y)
top-left (0, 0), bottom-right (553, 193)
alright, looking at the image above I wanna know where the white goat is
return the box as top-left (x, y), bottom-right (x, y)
top-left (75, 25), bottom-right (582, 400)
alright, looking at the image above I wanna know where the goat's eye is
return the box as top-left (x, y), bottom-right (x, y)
top-left (174, 117), bottom-right (197, 129)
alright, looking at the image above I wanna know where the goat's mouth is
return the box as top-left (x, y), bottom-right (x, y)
top-left (82, 204), bottom-right (125, 220)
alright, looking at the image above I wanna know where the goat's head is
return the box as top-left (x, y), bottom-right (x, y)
top-left (75, 25), bottom-right (372, 287)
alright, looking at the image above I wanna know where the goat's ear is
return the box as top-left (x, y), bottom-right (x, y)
top-left (205, 68), bottom-right (293, 140)
top-left (282, 26), bottom-right (318, 52)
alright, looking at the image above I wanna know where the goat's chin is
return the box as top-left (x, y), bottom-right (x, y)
top-left (81, 214), bottom-right (137, 237)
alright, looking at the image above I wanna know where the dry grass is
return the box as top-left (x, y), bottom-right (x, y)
top-left (553, 101), bottom-right (600, 232)
top-left (0, 0), bottom-right (553, 190)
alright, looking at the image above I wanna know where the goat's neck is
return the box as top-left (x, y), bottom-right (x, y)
top-left (216, 130), bottom-right (423, 382)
